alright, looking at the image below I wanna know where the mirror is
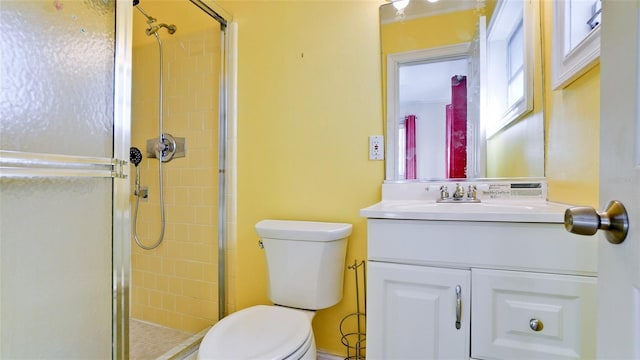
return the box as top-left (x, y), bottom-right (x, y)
top-left (381, 0), bottom-right (545, 181)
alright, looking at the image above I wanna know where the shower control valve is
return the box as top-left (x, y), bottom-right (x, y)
top-left (136, 186), bottom-right (149, 200)
top-left (146, 133), bottom-right (186, 162)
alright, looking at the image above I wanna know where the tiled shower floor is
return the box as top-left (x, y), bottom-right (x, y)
top-left (129, 319), bottom-right (195, 359)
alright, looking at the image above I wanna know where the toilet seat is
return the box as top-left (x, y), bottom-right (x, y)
top-left (198, 305), bottom-right (313, 360)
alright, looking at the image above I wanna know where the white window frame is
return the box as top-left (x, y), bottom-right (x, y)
top-left (552, 0), bottom-right (601, 89)
top-left (485, 0), bottom-right (534, 138)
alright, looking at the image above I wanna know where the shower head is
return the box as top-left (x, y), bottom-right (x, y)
top-left (165, 24), bottom-right (177, 34)
top-left (133, 0), bottom-right (139, 5)
top-left (130, 147), bottom-right (143, 167)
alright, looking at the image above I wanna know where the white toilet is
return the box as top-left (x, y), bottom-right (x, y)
top-left (198, 219), bottom-right (352, 360)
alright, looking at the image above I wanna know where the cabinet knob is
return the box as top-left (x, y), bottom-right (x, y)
top-left (529, 318), bottom-right (543, 332)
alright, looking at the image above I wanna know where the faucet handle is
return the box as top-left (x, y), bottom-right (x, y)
top-left (467, 185), bottom-right (477, 200)
top-left (440, 185), bottom-right (449, 200)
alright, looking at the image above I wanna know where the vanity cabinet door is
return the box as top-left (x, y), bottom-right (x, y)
top-left (471, 268), bottom-right (597, 359)
top-left (367, 261), bottom-right (470, 359)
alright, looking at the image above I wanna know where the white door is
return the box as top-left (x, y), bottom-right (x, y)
top-left (597, 0), bottom-right (640, 358)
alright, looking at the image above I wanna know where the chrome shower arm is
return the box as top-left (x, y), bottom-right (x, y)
top-left (134, 5), bottom-right (156, 24)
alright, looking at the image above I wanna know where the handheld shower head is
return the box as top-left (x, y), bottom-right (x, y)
top-left (130, 147), bottom-right (143, 196)
top-left (130, 147), bottom-right (143, 167)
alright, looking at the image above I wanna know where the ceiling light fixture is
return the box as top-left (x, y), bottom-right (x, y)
top-left (392, 0), bottom-right (410, 10)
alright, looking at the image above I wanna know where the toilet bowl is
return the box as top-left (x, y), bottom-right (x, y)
top-left (198, 305), bottom-right (316, 360)
top-left (197, 220), bottom-right (352, 360)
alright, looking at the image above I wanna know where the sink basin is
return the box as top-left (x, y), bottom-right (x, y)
top-left (359, 200), bottom-right (569, 223)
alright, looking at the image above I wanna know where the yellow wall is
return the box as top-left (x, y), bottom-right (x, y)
top-left (381, 8), bottom-right (481, 53)
top-left (541, 1), bottom-right (600, 207)
top-left (219, 0), bottom-right (384, 354)
top-left (130, 2), bottom-right (221, 333)
top-left (486, 111), bottom-right (545, 177)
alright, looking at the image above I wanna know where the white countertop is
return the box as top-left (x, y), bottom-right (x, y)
top-left (359, 200), bottom-right (570, 223)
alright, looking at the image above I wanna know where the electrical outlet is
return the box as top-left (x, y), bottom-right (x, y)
top-left (369, 135), bottom-right (384, 160)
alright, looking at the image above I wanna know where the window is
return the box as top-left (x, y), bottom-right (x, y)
top-left (485, 0), bottom-right (533, 137)
top-left (552, 0), bottom-right (601, 89)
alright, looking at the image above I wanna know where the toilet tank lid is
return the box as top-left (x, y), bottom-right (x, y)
top-left (255, 220), bottom-right (352, 241)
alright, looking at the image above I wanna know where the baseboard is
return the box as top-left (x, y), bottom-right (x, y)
top-left (317, 350), bottom-right (344, 360)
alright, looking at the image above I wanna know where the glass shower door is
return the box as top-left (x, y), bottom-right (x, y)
top-left (0, 0), bottom-right (130, 357)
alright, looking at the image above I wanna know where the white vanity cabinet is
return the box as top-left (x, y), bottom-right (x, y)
top-left (365, 218), bottom-right (598, 360)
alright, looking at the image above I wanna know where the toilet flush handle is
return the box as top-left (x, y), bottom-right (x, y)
top-left (258, 240), bottom-right (264, 249)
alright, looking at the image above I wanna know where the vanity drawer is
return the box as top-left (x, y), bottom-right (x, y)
top-left (367, 219), bottom-right (598, 275)
top-left (471, 269), bottom-right (597, 360)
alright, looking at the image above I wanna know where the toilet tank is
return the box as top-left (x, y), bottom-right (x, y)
top-left (255, 220), bottom-right (352, 310)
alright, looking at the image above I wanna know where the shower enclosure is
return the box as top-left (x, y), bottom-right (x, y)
top-left (129, 0), bottom-right (233, 357)
top-left (0, 0), bottom-right (233, 358)
top-left (129, 0), bottom-right (231, 356)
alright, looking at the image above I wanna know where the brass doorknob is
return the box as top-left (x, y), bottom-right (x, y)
top-left (564, 200), bottom-right (629, 244)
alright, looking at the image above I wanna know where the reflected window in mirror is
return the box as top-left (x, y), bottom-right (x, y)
top-left (485, 0), bottom-right (533, 138)
top-left (507, 21), bottom-right (524, 107)
top-left (552, 0), bottom-right (601, 89)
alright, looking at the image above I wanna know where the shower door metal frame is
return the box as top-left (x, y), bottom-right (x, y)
top-left (113, 0), bottom-right (133, 358)
top-left (188, 0), bottom-right (234, 322)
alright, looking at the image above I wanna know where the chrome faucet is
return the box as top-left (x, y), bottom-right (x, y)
top-left (440, 185), bottom-right (450, 201)
top-left (453, 183), bottom-right (465, 199)
top-left (436, 183), bottom-right (481, 203)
